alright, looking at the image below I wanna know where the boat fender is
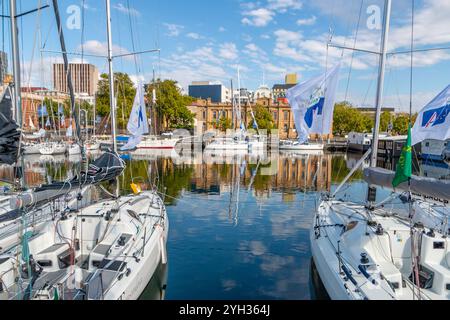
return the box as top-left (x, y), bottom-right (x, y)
top-left (126, 268), bottom-right (131, 277)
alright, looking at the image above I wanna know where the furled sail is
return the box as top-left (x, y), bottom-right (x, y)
top-left (363, 167), bottom-right (450, 202)
top-left (11, 151), bottom-right (125, 209)
top-left (0, 85), bottom-right (21, 165)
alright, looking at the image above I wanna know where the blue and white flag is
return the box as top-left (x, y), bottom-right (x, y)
top-left (45, 117), bottom-right (51, 127)
top-left (121, 82), bottom-right (149, 151)
top-left (286, 64), bottom-right (340, 144)
top-left (411, 85), bottom-right (450, 146)
top-left (58, 104), bottom-right (64, 115)
top-left (66, 124), bottom-right (73, 137)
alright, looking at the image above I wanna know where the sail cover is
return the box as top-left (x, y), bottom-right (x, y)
top-left (11, 151), bottom-right (126, 209)
top-left (363, 167), bottom-right (450, 202)
top-left (0, 86), bottom-right (21, 165)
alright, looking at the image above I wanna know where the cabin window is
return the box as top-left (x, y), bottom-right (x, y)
top-left (446, 284), bottom-right (450, 291)
top-left (426, 142), bottom-right (430, 147)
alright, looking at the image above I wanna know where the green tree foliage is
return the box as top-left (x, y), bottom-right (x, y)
top-left (217, 116), bottom-right (232, 132)
top-left (146, 80), bottom-right (195, 130)
top-left (250, 105), bottom-right (275, 130)
top-left (380, 111), bottom-right (392, 132)
top-left (96, 72), bottom-right (136, 129)
top-left (333, 102), bottom-right (374, 135)
top-left (393, 114), bottom-right (411, 135)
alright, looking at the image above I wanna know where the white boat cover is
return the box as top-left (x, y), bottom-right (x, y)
top-left (363, 167), bottom-right (450, 202)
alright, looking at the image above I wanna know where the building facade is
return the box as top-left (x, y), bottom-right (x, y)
top-left (187, 97), bottom-right (333, 140)
top-left (53, 63), bottom-right (99, 96)
top-left (188, 81), bottom-right (231, 103)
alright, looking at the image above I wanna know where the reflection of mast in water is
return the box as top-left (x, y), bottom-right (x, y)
top-left (228, 154), bottom-right (246, 226)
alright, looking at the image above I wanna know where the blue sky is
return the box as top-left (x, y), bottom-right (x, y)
top-left (7, 0), bottom-right (450, 111)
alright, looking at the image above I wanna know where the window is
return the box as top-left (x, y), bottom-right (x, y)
top-left (202, 111), bottom-right (206, 120)
top-left (273, 111), bottom-right (278, 121)
top-left (284, 111), bottom-right (289, 121)
top-left (213, 111), bottom-right (217, 120)
top-left (284, 124), bottom-right (288, 133)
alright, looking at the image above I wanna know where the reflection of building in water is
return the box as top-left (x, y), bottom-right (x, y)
top-left (168, 154), bottom-right (333, 199)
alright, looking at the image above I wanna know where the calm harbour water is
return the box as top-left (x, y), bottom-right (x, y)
top-left (8, 149), bottom-right (443, 300)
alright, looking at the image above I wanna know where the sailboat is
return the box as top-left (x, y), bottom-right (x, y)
top-left (310, 0), bottom-right (450, 300)
top-left (282, 65), bottom-right (340, 152)
top-left (205, 68), bottom-right (264, 153)
top-left (0, 0), bottom-right (169, 301)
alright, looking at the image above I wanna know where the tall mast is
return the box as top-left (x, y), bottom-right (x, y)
top-left (368, 0), bottom-right (392, 202)
top-left (9, 0), bottom-right (21, 125)
top-left (237, 66), bottom-right (241, 129)
top-left (53, 0), bottom-right (80, 141)
top-left (106, 0), bottom-right (117, 153)
top-left (230, 79), bottom-right (234, 130)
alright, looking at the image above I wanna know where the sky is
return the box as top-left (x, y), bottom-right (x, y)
top-left (4, 0), bottom-right (450, 112)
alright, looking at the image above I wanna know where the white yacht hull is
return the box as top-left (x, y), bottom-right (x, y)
top-left (137, 137), bottom-right (178, 150)
top-left (280, 143), bottom-right (324, 151)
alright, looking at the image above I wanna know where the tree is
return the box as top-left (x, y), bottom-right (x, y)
top-left (146, 80), bottom-right (195, 130)
top-left (393, 114), bottom-right (411, 135)
top-left (333, 102), bottom-right (373, 136)
top-left (96, 72), bottom-right (136, 130)
top-left (380, 111), bottom-right (392, 132)
top-left (250, 105), bottom-right (275, 130)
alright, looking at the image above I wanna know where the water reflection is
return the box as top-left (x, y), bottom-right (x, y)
top-left (0, 149), bottom-right (447, 300)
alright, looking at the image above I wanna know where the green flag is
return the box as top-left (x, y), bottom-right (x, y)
top-left (392, 125), bottom-right (412, 188)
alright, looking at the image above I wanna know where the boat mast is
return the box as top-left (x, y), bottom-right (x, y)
top-left (237, 66), bottom-right (241, 130)
top-left (9, 0), bottom-right (21, 125)
top-left (367, 0), bottom-right (392, 202)
top-left (106, 0), bottom-right (118, 153)
top-left (53, 0), bottom-right (80, 142)
top-left (230, 79), bottom-right (234, 129)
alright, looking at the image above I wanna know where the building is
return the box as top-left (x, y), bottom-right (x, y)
top-left (253, 85), bottom-right (272, 101)
top-left (187, 97), bottom-right (333, 140)
top-left (53, 63), bottom-right (99, 96)
top-left (272, 84), bottom-right (296, 103)
top-left (188, 81), bottom-right (231, 103)
top-left (357, 107), bottom-right (395, 118)
top-left (285, 73), bottom-right (297, 85)
top-left (0, 51), bottom-right (7, 84)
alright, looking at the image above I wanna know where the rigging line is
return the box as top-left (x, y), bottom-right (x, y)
top-left (126, 0), bottom-right (140, 75)
top-left (344, 0), bottom-right (365, 102)
top-left (409, 0), bottom-right (415, 122)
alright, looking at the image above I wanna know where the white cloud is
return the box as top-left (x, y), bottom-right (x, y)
top-left (296, 16), bottom-right (316, 26)
top-left (261, 34), bottom-right (271, 39)
top-left (186, 32), bottom-right (202, 40)
top-left (242, 8), bottom-right (275, 27)
top-left (219, 26), bottom-right (226, 32)
top-left (219, 43), bottom-right (239, 60)
top-left (113, 3), bottom-right (141, 17)
top-left (267, 0), bottom-right (303, 13)
top-left (163, 23), bottom-right (184, 37)
top-left (79, 40), bottom-right (133, 61)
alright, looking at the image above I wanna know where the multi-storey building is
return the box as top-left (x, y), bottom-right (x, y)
top-left (53, 63), bottom-right (99, 96)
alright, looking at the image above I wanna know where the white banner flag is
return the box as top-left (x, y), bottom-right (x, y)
top-left (127, 82), bottom-right (149, 137)
top-left (286, 64), bottom-right (340, 144)
top-left (121, 82), bottom-right (149, 151)
top-left (411, 85), bottom-right (450, 146)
